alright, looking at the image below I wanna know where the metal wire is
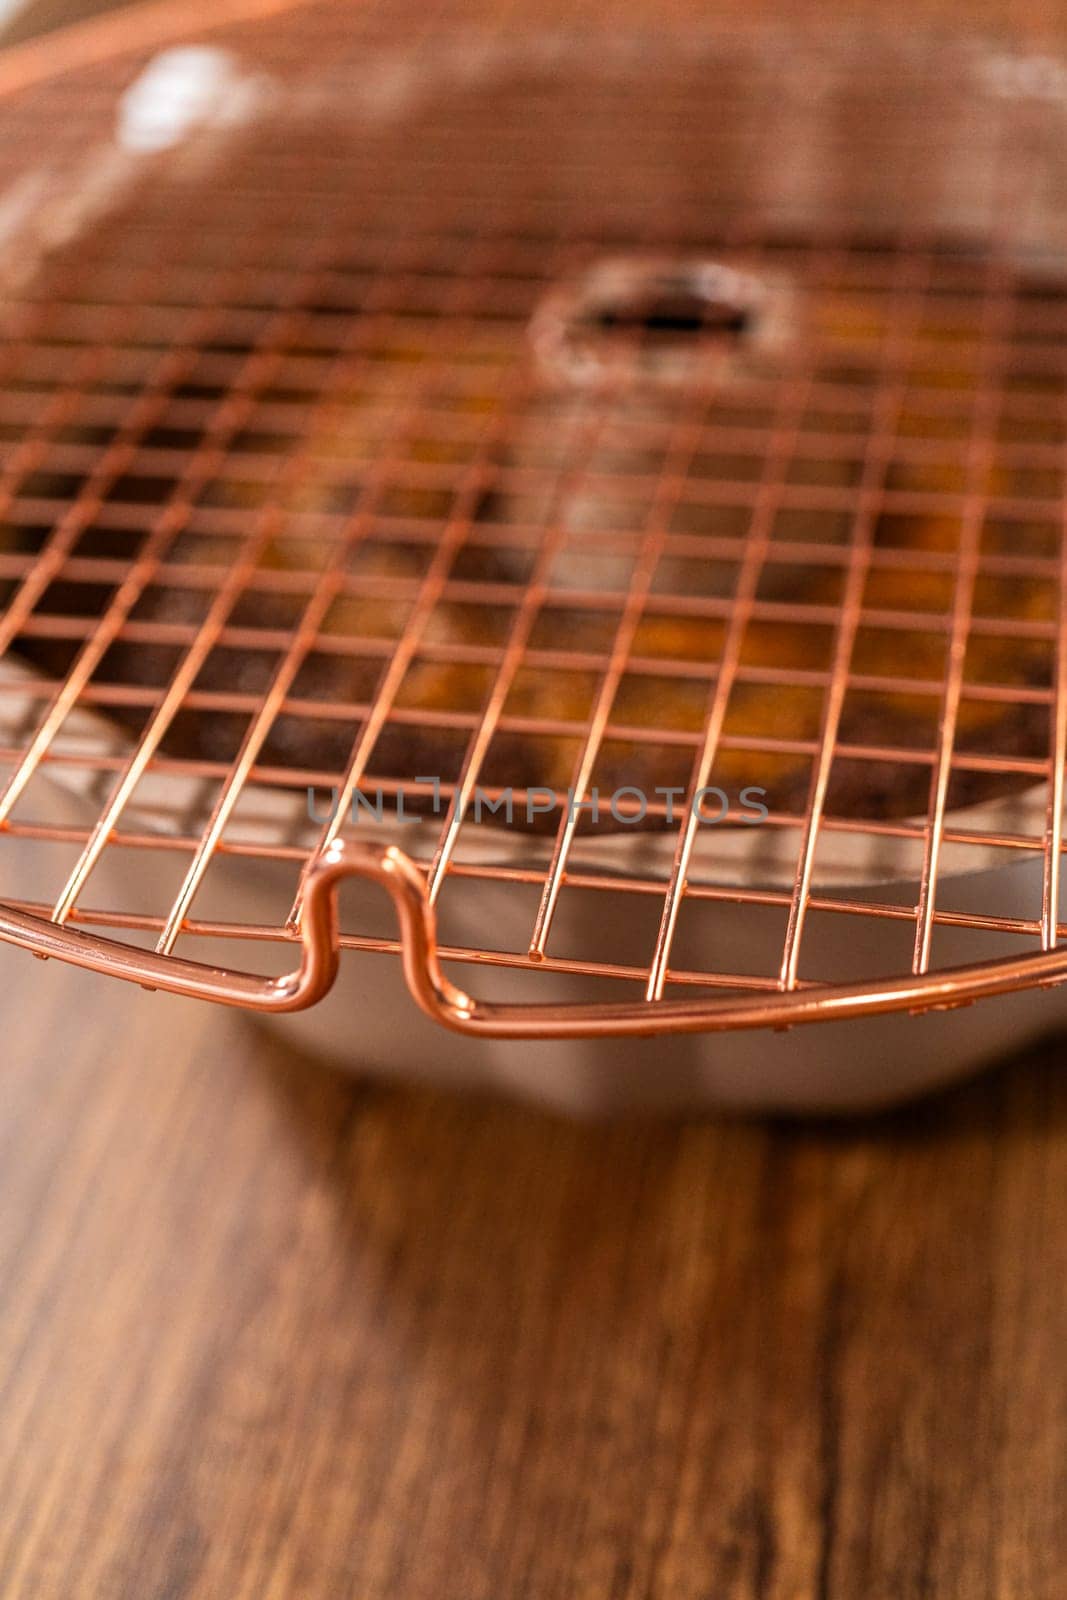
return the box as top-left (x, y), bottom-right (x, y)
top-left (0, 0), bottom-right (1066, 1031)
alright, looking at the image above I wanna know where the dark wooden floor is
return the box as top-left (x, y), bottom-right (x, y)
top-left (0, 943), bottom-right (1064, 1599)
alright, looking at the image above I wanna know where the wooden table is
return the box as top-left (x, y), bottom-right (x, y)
top-left (0, 1), bottom-right (1065, 1594)
top-left (1, 945), bottom-right (1065, 1599)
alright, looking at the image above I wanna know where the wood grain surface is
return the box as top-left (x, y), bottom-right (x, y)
top-left (0, 2), bottom-right (1065, 1596)
top-left (0, 940), bottom-right (1064, 1600)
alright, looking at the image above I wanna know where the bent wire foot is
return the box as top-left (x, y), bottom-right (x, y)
top-left (1, 837), bottom-right (1066, 1035)
top-left (0, 839), bottom-right (475, 1022)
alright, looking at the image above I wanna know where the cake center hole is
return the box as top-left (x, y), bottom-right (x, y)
top-left (532, 257), bottom-right (770, 388)
top-left (588, 276), bottom-right (753, 343)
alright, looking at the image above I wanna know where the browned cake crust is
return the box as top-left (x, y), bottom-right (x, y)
top-left (6, 520), bottom-right (1051, 834)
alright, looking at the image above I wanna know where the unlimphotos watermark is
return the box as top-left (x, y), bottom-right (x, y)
top-left (306, 780), bottom-right (769, 827)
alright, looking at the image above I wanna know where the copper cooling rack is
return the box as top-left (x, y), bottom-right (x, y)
top-left (2, 0), bottom-right (1067, 1036)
